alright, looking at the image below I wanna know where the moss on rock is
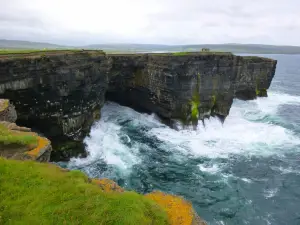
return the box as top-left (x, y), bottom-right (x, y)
top-left (146, 191), bottom-right (206, 225)
top-left (0, 122), bottom-right (51, 161)
top-left (26, 136), bottom-right (51, 160)
top-left (0, 123), bottom-right (38, 146)
top-left (256, 88), bottom-right (268, 97)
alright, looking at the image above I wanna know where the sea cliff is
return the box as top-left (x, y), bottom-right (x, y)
top-left (0, 50), bottom-right (277, 160)
top-left (0, 50), bottom-right (277, 225)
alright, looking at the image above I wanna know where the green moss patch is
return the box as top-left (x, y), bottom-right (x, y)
top-left (0, 124), bottom-right (38, 146)
top-left (256, 88), bottom-right (267, 97)
top-left (0, 158), bottom-right (169, 225)
top-left (172, 51), bottom-right (232, 56)
top-left (172, 52), bottom-right (190, 56)
top-left (191, 101), bottom-right (199, 121)
top-left (190, 91), bottom-right (200, 123)
top-left (211, 95), bottom-right (217, 106)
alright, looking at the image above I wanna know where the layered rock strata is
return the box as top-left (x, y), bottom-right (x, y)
top-left (0, 51), bottom-right (277, 159)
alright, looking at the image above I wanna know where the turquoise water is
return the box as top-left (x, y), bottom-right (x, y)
top-left (65, 55), bottom-right (300, 225)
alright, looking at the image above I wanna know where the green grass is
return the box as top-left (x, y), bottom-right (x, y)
top-left (172, 51), bottom-right (232, 56)
top-left (0, 49), bottom-right (75, 54)
top-left (0, 124), bottom-right (38, 146)
top-left (0, 49), bottom-right (105, 56)
top-left (172, 52), bottom-right (190, 56)
top-left (256, 88), bottom-right (267, 96)
top-left (0, 158), bottom-right (169, 225)
top-left (243, 56), bottom-right (275, 62)
top-left (190, 90), bottom-right (200, 123)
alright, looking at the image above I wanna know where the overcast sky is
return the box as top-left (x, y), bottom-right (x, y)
top-left (0, 0), bottom-right (299, 45)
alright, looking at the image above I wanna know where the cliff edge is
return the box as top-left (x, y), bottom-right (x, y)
top-left (0, 158), bottom-right (207, 225)
top-left (0, 99), bottom-right (52, 161)
top-left (0, 50), bottom-right (277, 160)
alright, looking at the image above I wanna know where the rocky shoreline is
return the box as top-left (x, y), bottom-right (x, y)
top-left (0, 99), bottom-right (206, 225)
top-left (0, 50), bottom-right (277, 160)
top-left (0, 50), bottom-right (277, 225)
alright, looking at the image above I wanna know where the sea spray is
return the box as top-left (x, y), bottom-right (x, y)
top-left (66, 54), bottom-right (300, 225)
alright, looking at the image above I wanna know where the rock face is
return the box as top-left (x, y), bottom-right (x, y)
top-left (107, 53), bottom-right (276, 124)
top-left (0, 51), bottom-right (108, 139)
top-left (0, 51), bottom-right (108, 160)
top-left (0, 99), bottom-right (17, 122)
top-left (0, 51), bottom-right (277, 159)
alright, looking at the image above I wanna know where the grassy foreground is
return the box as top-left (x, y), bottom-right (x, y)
top-left (0, 158), bottom-right (168, 225)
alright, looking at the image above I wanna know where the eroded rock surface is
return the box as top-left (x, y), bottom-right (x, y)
top-left (0, 51), bottom-right (277, 159)
top-left (107, 53), bottom-right (276, 124)
top-left (0, 99), bottom-right (17, 122)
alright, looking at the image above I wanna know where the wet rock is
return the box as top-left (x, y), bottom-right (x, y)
top-left (50, 139), bottom-right (87, 162)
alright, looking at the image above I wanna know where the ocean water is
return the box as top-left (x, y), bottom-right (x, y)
top-left (64, 54), bottom-right (300, 225)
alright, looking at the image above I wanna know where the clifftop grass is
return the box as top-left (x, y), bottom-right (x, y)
top-left (0, 158), bottom-right (169, 225)
top-left (0, 49), bottom-right (105, 60)
top-left (172, 51), bottom-right (233, 56)
top-left (0, 123), bottom-right (38, 146)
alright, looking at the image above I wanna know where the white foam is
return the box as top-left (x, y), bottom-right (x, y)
top-left (68, 102), bottom-right (165, 172)
top-left (264, 188), bottom-right (279, 198)
top-left (198, 163), bottom-right (221, 174)
top-left (151, 116), bottom-right (300, 158)
top-left (70, 92), bottom-right (300, 171)
top-left (254, 91), bottom-right (300, 114)
top-left (69, 118), bottom-right (140, 172)
top-left (150, 92), bottom-right (300, 159)
top-left (272, 166), bottom-right (300, 175)
top-left (240, 178), bottom-right (252, 183)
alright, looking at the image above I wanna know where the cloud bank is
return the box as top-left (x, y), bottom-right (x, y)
top-left (0, 0), bottom-right (299, 45)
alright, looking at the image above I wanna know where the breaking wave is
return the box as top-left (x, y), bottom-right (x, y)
top-left (65, 54), bottom-right (300, 225)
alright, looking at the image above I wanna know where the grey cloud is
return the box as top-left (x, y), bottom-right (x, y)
top-left (0, 13), bottom-right (45, 28)
top-left (0, 0), bottom-right (300, 45)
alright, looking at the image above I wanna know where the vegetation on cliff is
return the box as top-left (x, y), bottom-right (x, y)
top-left (172, 51), bottom-right (232, 56)
top-left (146, 192), bottom-right (194, 225)
top-left (0, 49), bottom-right (105, 59)
top-left (255, 88), bottom-right (267, 97)
top-left (0, 158), bottom-right (169, 225)
top-left (190, 73), bottom-right (201, 123)
top-left (191, 97), bottom-right (200, 122)
top-left (0, 123), bottom-right (38, 146)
